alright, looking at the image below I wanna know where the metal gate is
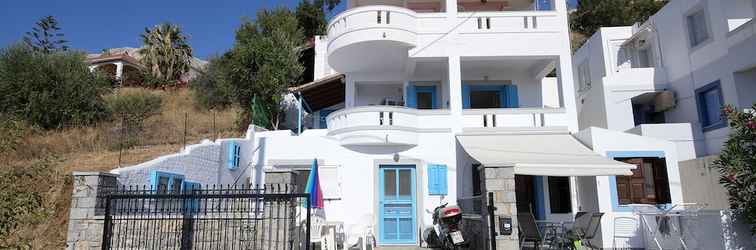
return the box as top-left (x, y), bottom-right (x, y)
top-left (99, 185), bottom-right (311, 250)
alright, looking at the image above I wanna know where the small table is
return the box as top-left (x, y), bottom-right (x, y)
top-left (537, 220), bottom-right (575, 250)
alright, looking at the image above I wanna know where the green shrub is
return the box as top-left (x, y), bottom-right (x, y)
top-left (189, 56), bottom-right (235, 110)
top-left (0, 43), bottom-right (111, 129)
top-left (104, 88), bottom-right (163, 149)
top-left (105, 88), bottom-right (163, 122)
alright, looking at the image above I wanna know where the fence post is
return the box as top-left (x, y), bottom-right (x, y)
top-left (101, 196), bottom-right (112, 250)
top-left (488, 192), bottom-right (497, 250)
top-left (180, 191), bottom-right (195, 250)
top-left (305, 195), bottom-right (311, 250)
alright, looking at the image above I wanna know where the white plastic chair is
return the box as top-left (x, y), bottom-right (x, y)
top-left (613, 216), bottom-right (639, 249)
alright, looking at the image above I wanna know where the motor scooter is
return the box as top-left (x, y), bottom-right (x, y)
top-left (423, 203), bottom-right (468, 250)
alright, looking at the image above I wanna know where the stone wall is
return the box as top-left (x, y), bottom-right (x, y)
top-left (66, 172), bottom-right (118, 250)
top-left (480, 166), bottom-right (519, 250)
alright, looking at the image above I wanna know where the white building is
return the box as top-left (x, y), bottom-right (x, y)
top-left (573, 0), bottom-right (756, 249)
top-left (110, 0), bottom-right (710, 249)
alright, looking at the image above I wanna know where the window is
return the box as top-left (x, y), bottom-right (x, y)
top-left (615, 158), bottom-right (671, 205)
top-left (150, 171), bottom-right (186, 194)
top-left (578, 61), bottom-right (591, 91)
top-left (687, 9), bottom-right (710, 47)
top-left (427, 164), bottom-right (448, 196)
top-left (695, 81), bottom-right (725, 131)
top-left (472, 164), bottom-right (482, 196)
top-left (226, 141), bottom-right (241, 170)
top-left (548, 177), bottom-right (571, 213)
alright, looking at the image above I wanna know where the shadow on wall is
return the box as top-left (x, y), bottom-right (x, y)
top-left (344, 144), bottom-right (416, 154)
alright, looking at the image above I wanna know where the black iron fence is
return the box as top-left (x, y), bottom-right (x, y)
top-left (100, 184), bottom-right (311, 250)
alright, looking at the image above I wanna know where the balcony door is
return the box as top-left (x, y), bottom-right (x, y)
top-left (406, 85), bottom-right (438, 109)
top-left (462, 84), bottom-right (519, 109)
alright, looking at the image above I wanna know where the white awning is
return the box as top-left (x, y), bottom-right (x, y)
top-left (457, 133), bottom-right (635, 176)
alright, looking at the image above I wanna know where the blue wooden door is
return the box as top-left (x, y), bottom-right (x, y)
top-left (379, 165), bottom-right (416, 244)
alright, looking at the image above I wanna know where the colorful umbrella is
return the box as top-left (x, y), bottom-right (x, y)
top-left (305, 158), bottom-right (324, 209)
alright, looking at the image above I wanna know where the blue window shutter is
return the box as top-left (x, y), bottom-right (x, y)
top-left (406, 84), bottom-right (417, 108)
top-left (150, 170), bottom-right (158, 190)
top-left (462, 84), bottom-right (471, 109)
top-left (227, 142), bottom-right (237, 170)
top-left (428, 164), bottom-right (448, 195)
top-left (504, 85), bottom-right (519, 108)
top-left (430, 86), bottom-right (437, 108)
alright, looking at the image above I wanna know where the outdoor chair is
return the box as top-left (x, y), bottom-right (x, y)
top-left (565, 212), bottom-right (590, 241)
top-left (518, 213), bottom-right (542, 250)
top-left (612, 216), bottom-right (638, 249)
top-left (581, 212), bottom-right (604, 249)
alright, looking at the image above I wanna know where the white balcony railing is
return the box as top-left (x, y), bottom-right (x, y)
top-left (326, 106), bottom-right (450, 132)
top-left (462, 108), bottom-right (568, 128)
top-left (456, 11), bottom-right (561, 34)
top-left (325, 106), bottom-right (450, 146)
top-left (327, 5), bottom-right (418, 48)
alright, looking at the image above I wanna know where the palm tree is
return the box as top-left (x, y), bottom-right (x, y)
top-left (139, 23), bottom-right (193, 84)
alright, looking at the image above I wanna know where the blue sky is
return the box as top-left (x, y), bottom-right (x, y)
top-left (1, 0), bottom-right (575, 60)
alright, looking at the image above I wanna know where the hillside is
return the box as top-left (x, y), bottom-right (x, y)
top-left (0, 88), bottom-right (240, 249)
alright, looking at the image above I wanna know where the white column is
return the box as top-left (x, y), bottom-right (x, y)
top-left (402, 81), bottom-right (409, 105)
top-left (445, 0), bottom-right (457, 15)
top-left (114, 62), bottom-right (124, 81)
top-left (554, 0), bottom-right (578, 133)
top-left (569, 176), bottom-right (580, 215)
top-left (345, 75), bottom-right (356, 108)
top-left (448, 55), bottom-right (463, 132)
top-left (556, 57), bottom-right (579, 133)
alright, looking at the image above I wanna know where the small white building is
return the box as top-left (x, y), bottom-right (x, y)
top-left (110, 0), bottom-right (710, 249)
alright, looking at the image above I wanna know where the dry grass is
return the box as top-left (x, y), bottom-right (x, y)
top-left (0, 88), bottom-right (242, 249)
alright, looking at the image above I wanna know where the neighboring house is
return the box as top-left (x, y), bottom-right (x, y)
top-left (86, 47), bottom-right (208, 85)
top-left (86, 51), bottom-right (144, 86)
top-left (573, 0), bottom-right (756, 248)
top-left (107, 0), bottom-right (718, 249)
